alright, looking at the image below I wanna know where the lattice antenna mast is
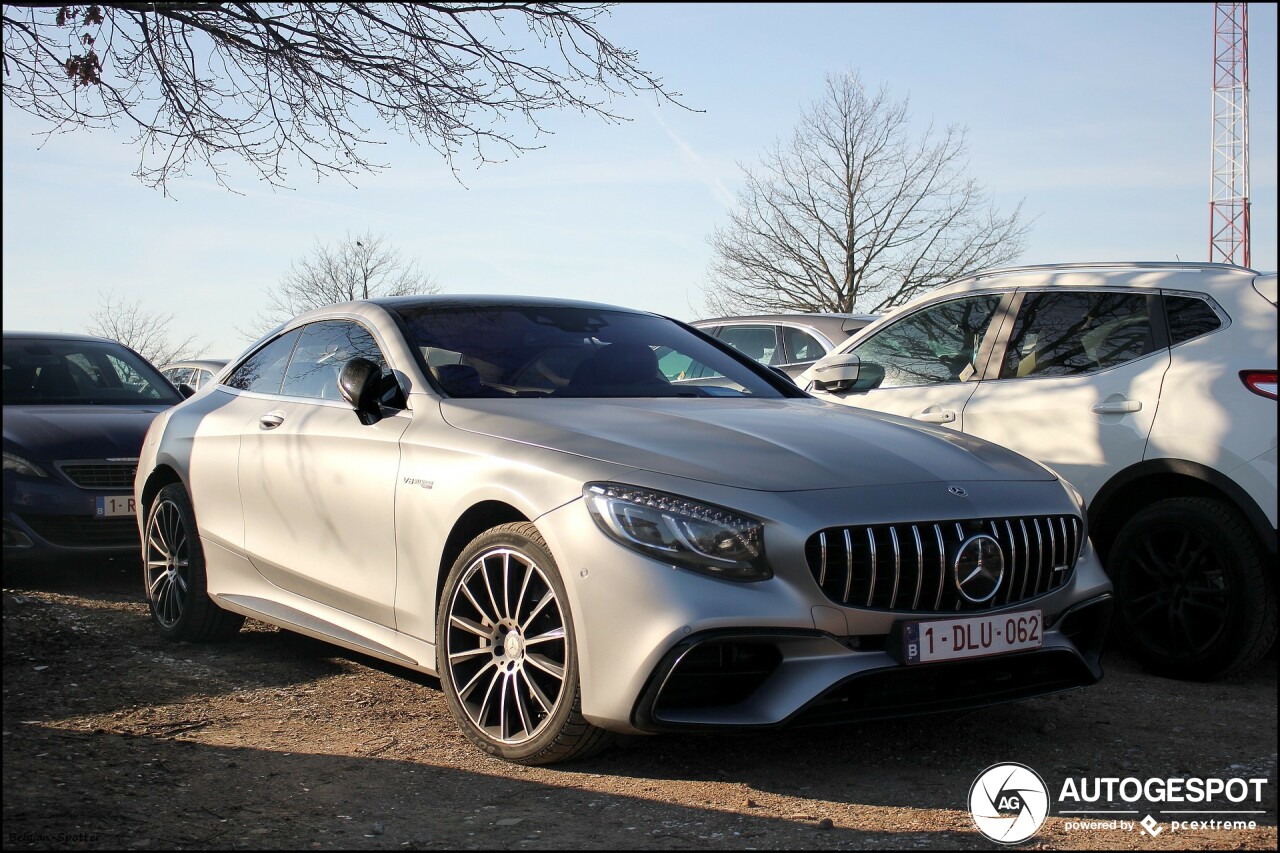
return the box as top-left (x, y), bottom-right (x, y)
top-left (1210, 3), bottom-right (1250, 267)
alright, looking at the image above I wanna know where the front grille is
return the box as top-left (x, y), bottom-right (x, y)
top-left (23, 515), bottom-right (139, 549)
top-left (57, 462), bottom-right (138, 489)
top-left (805, 515), bottom-right (1082, 613)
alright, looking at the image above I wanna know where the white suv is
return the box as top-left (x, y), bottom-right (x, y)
top-left (802, 262), bottom-right (1277, 680)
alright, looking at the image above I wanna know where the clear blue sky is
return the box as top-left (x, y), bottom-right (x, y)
top-left (3, 3), bottom-right (1276, 359)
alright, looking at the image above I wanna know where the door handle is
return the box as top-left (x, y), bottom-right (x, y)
top-left (912, 408), bottom-right (957, 424)
top-left (1091, 400), bottom-right (1142, 414)
top-left (259, 411), bottom-right (285, 429)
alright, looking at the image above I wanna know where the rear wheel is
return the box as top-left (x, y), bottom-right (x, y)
top-left (436, 522), bottom-right (611, 764)
top-left (1109, 497), bottom-right (1275, 680)
top-left (143, 483), bottom-right (244, 642)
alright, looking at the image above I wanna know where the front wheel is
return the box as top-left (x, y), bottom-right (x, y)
top-left (1109, 497), bottom-right (1276, 681)
top-left (436, 522), bottom-right (611, 764)
top-left (143, 483), bottom-right (245, 642)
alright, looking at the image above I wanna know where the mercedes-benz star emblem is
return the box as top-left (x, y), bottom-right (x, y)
top-left (948, 485), bottom-right (968, 497)
top-left (954, 534), bottom-right (1005, 603)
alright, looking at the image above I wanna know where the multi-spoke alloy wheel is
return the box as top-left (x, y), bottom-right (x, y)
top-left (142, 484), bottom-right (244, 642)
top-left (146, 495), bottom-right (190, 629)
top-left (438, 523), bottom-right (610, 764)
top-left (1110, 497), bottom-right (1275, 681)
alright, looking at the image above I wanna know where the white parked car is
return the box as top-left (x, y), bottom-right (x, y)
top-left (801, 262), bottom-right (1277, 681)
top-left (135, 295), bottom-right (1112, 764)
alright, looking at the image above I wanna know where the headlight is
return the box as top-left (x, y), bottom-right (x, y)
top-left (583, 483), bottom-right (770, 581)
top-left (3, 452), bottom-right (48, 478)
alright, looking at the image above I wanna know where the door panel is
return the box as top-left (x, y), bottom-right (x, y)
top-left (961, 290), bottom-right (1169, 501)
top-left (238, 400), bottom-right (408, 626)
top-left (814, 293), bottom-right (1007, 430)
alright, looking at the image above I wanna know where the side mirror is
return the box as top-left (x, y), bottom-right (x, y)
top-left (339, 357), bottom-right (383, 425)
top-left (177, 383), bottom-right (196, 399)
top-left (809, 355), bottom-right (862, 392)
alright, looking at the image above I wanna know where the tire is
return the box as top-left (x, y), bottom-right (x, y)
top-left (1109, 497), bottom-right (1276, 681)
top-left (143, 483), bottom-right (245, 642)
top-left (436, 522), bottom-right (612, 765)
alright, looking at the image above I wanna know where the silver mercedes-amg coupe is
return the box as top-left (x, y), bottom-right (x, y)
top-left (135, 296), bottom-right (1113, 764)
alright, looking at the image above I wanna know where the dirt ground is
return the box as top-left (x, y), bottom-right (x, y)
top-left (3, 556), bottom-right (1276, 851)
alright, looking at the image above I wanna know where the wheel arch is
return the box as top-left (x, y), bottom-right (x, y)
top-left (139, 464), bottom-right (186, 522)
top-left (437, 500), bottom-right (531, 608)
top-left (1089, 459), bottom-right (1276, 562)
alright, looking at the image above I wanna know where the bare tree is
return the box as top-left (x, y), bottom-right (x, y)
top-left (86, 290), bottom-right (207, 365)
top-left (242, 231), bottom-right (440, 338)
top-left (702, 71), bottom-right (1030, 317)
top-left (2, 3), bottom-right (685, 193)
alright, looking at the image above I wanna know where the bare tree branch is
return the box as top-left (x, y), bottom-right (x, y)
top-left (2, 3), bottom-right (688, 193)
top-left (701, 70), bottom-right (1030, 318)
top-left (240, 230), bottom-right (441, 339)
top-left (86, 290), bottom-right (207, 365)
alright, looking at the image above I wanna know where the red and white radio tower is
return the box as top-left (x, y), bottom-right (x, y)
top-left (1210, 3), bottom-right (1250, 267)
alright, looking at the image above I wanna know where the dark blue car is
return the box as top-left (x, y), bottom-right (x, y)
top-left (3, 332), bottom-right (182, 563)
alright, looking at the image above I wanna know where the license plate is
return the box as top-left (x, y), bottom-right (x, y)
top-left (902, 609), bottom-right (1042, 664)
top-left (96, 495), bottom-right (136, 518)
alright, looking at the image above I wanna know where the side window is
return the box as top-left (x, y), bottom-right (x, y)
top-left (717, 325), bottom-right (781, 365)
top-left (1001, 291), bottom-right (1155, 379)
top-left (281, 321), bottom-right (389, 401)
top-left (782, 327), bottom-right (827, 363)
top-left (1165, 295), bottom-right (1223, 346)
top-left (163, 367), bottom-right (190, 386)
top-left (225, 330), bottom-right (302, 394)
top-left (851, 295), bottom-right (1002, 388)
top-left (193, 369), bottom-right (213, 389)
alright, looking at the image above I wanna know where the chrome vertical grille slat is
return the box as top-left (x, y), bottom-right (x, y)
top-left (933, 525), bottom-right (945, 610)
top-left (842, 528), bottom-right (854, 603)
top-left (818, 532), bottom-right (828, 588)
top-left (805, 514), bottom-right (1083, 614)
top-left (888, 527), bottom-right (901, 609)
top-left (911, 526), bottom-right (924, 610)
top-left (866, 528), bottom-right (877, 607)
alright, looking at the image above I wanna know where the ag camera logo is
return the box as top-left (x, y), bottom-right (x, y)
top-left (969, 763), bottom-right (1051, 844)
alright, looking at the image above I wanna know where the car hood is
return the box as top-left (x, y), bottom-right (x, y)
top-left (3, 404), bottom-right (169, 461)
top-left (439, 398), bottom-right (1054, 491)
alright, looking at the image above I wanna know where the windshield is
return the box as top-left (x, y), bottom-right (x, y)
top-left (388, 305), bottom-right (792, 399)
top-left (3, 338), bottom-right (182, 406)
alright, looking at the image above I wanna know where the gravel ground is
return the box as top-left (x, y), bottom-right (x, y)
top-left (3, 556), bottom-right (1276, 850)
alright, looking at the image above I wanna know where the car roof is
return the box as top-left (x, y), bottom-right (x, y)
top-left (160, 359), bottom-right (229, 370)
top-left (926, 261), bottom-right (1259, 301)
top-left (694, 313), bottom-right (879, 325)
top-left (369, 294), bottom-right (655, 314)
top-left (4, 330), bottom-right (121, 344)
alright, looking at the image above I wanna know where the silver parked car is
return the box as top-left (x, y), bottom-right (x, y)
top-left (136, 296), bottom-right (1112, 765)
top-left (158, 359), bottom-right (228, 393)
top-left (692, 313), bottom-right (878, 379)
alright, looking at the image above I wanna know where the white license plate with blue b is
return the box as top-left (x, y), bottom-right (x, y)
top-left (903, 609), bottom-right (1042, 664)
top-left (96, 495), bottom-right (136, 518)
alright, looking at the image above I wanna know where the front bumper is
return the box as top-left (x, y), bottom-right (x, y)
top-left (536, 477), bottom-right (1113, 734)
top-left (632, 594), bottom-right (1111, 732)
top-left (3, 473), bottom-right (139, 561)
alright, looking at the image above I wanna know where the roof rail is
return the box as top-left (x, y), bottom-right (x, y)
top-left (947, 260), bottom-right (1258, 287)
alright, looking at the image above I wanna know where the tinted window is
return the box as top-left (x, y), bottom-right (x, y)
top-left (2, 338), bottom-right (181, 405)
top-left (1165, 295), bottom-right (1223, 346)
top-left (1001, 292), bottom-right (1155, 379)
top-left (717, 325), bottom-right (781, 365)
top-left (782, 327), bottom-right (827, 363)
top-left (225, 330), bottom-right (301, 394)
top-left (851, 295), bottom-right (1002, 388)
top-left (388, 305), bottom-right (788, 399)
top-left (281, 321), bottom-right (388, 400)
